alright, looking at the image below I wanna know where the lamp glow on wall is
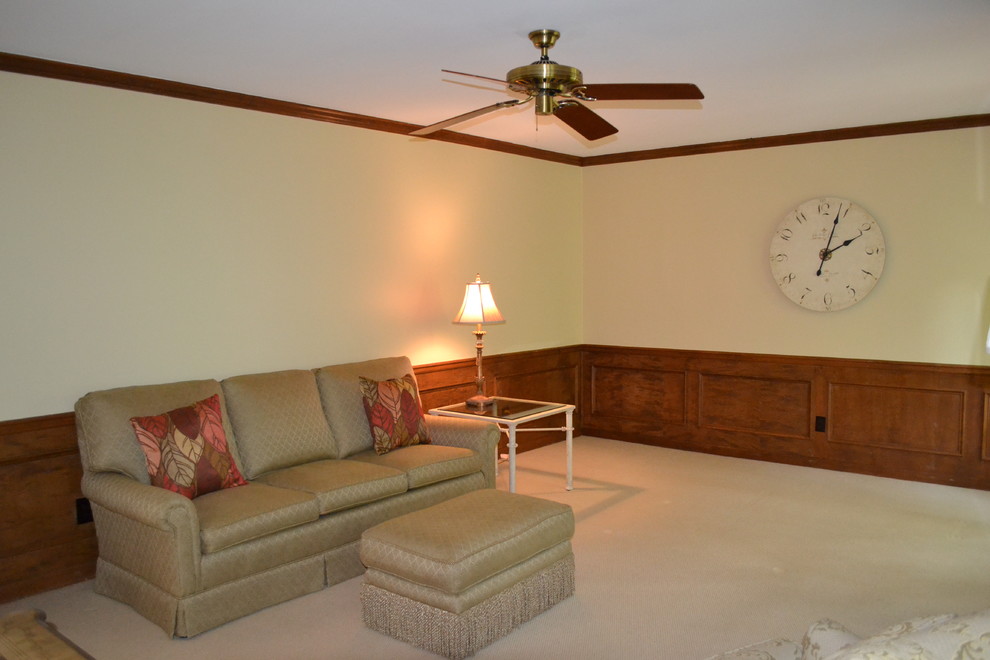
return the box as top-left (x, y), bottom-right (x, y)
top-left (453, 274), bottom-right (505, 408)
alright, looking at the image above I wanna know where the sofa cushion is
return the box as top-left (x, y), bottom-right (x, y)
top-left (359, 374), bottom-right (432, 455)
top-left (222, 370), bottom-right (337, 479)
top-left (348, 444), bottom-right (481, 489)
top-left (315, 356), bottom-right (419, 458)
top-left (76, 379), bottom-right (236, 483)
top-left (255, 459), bottom-right (408, 515)
top-left (130, 394), bottom-right (248, 499)
top-left (194, 482), bottom-right (319, 554)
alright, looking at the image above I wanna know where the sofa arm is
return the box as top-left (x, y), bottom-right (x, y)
top-left (82, 472), bottom-right (202, 596)
top-left (425, 416), bottom-right (500, 488)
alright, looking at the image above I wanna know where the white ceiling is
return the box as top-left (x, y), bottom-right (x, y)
top-left (2, 0), bottom-right (989, 158)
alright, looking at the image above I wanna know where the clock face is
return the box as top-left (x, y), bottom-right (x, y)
top-left (769, 197), bottom-right (885, 312)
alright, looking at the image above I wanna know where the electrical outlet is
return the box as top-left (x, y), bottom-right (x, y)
top-left (75, 497), bottom-right (93, 524)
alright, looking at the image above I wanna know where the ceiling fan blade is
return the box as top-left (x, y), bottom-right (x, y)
top-left (410, 99), bottom-right (528, 137)
top-left (580, 83), bottom-right (704, 101)
top-left (442, 69), bottom-right (528, 94)
top-left (554, 102), bottom-right (618, 141)
top-left (441, 69), bottom-right (508, 86)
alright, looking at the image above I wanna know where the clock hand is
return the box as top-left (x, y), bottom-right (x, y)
top-left (816, 208), bottom-right (841, 276)
top-left (824, 230), bottom-right (864, 257)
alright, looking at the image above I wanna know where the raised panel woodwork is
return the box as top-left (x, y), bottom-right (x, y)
top-left (0, 536), bottom-right (98, 604)
top-left (828, 383), bottom-right (965, 455)
top-left (493, 365), bottom-right (578, 405)
top-left (699, 373), bottom-right (810, 438)
top-left (589, 365), bottom-right (686, 423)
top-left (580, 344), bottom-right (990, 490)
top-left (0, 413), bottom-right (76, 464)
top-left (985, 393), bottom-right (990, 462)
top-left (0, 414), bottom-right (95, 603)
top-left (0, 454), bottom-right (89, 554)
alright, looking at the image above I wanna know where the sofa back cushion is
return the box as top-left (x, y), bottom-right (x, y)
top-left (75, 379), bottom-right (235, 483)
top-left (221, 369), bottom-right (337, 479)
top-left (315, 356), bottom-right (420, 458)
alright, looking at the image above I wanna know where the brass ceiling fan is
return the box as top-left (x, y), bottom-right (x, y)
top-left (411, 29), bottom-right (704, 141)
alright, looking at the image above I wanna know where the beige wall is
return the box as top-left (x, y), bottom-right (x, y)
top-left (3, 70), bottom-right (988, 421)
top-left (583, 127), bottom-right (990, 365)
top-left (0, 72), bottom-right (583, 420)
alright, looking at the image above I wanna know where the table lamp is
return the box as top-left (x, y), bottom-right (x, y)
top-left (453, 274), bottom-right (505, 408)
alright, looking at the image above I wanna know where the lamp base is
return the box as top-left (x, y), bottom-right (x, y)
top-left (465, 394), bottom-right (495, 409)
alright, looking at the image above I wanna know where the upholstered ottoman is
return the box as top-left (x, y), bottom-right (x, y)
top-left (360, 488), bottom-right (575, 659)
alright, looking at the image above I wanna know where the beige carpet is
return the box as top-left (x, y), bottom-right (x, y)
top-left (2, 437), bottom-right (989, 659)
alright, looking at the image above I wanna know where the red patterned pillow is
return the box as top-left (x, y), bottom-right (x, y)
top-left (130, 394), bottom-right (247, 499)
top-left (359, 374), bottom-right (432, 455)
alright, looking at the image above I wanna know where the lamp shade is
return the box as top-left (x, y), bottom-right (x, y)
top-left (453, 274), bottom-right (505, 325)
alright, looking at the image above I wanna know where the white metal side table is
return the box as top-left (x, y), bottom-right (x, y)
top-left (428, 397), bottom-right (575, 493)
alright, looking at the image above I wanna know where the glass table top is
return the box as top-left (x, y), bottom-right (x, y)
top-left (433, 397), bottom-right (567, 420)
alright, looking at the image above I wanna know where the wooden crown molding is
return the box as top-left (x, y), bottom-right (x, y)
top-left (580, 114), bottom-right (990, 166)
top-left (3, 51), bottom-right (989, 167)
top-left (0, 52), bottom-right (581, 167)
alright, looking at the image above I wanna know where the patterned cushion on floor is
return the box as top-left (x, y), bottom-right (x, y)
top-left (824, 610), bottom-right (990, 659)
top-left (708, 609), bottom-right (990, 660)
top-left (801, 619), bottom-right (860, 659)
top-left (707, 637), bottom-right (800, 660)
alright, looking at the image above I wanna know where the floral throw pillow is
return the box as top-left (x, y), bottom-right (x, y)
top-left (130, 394), bottom-right (247, 499)
top-left (359, 374), bottom-right (432, 455)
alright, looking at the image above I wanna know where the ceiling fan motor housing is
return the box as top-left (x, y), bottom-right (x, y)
top-left (506, 29), bottom-right (583, 115)
top-left (506, 62), bottom-right (583, 114)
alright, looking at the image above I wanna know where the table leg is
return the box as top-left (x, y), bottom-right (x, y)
top-left (508, 424), bottom-right (517, 493)
top-left (565, 409), bottom-right (573, 491)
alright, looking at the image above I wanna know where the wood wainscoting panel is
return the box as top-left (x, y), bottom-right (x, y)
top-left (491, 359), bottom-right (579, 453)
top-left (0, 413), bottom-right (96, 603)
top-left (589, 365), bottom-right (686, 424)
top-left (698, 373), bottom-right (811, 439)
top-left (582, 346), bottom-right (822, 463)
top-left (0, 413), bottom-right (79, 463)
top-left (983, 392), bottom-right (990, 462)
top-left (580, 344), bottom-right (990, 490)
top-left (828, 382), bottom-right (965, 455)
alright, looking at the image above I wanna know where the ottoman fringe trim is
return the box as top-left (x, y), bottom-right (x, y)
top-left (361, 554), bottom-right (575, 659)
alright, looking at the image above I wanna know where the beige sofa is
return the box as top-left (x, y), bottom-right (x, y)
top-left (74, 356), bottom-right (499, 638)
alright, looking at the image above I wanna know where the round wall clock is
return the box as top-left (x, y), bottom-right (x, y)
top-left (769, 197), bottom-right (885, 312)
